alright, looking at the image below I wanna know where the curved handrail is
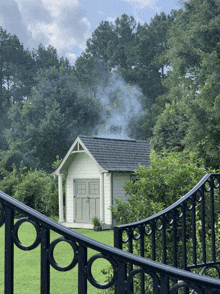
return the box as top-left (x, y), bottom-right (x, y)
top-left (1, 185), bottom-right (220, 293)
top-left (115, 173), bottom-right (215, 229)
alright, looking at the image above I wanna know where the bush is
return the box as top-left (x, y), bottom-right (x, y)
top-left (0, 167), bottom-right (58, 217)
top-left (111, 148), bottom-right (211, 224)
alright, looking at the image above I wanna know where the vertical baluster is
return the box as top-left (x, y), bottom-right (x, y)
top-left (139, 225), bottom-right (145, 294)
top-left (116, 261), bottom-right (127, 294)
top-left (182, 203), bottom-right (187, 270)
top-left (162, 217), bottom-right (166, 264)
top-left (152, 221), bottom-right (156, 261)
top-left (5, 206), bottom-right (14, 294)
top-left (210, 176), bottom-right (216, 262)
top-left (201, 185), bottom-right (206, 264)
top-left (128, 228), bottom-right (133, 273)
top-left (78, 244), bottom-right (87, 294)
top-left (160, 273), bottom-right (169, 294)
top-left (173, 209), bottom-right (177, 268)
top-left (128, 228), bottom-right (133, 292)
top-left (219, 175), bottom-right (220, 209)
top-left (192, 196), bottom-right (197, 266)
top-left (41, 226), bottom-right (50, 294)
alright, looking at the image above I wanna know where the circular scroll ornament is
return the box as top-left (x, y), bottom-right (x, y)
top-left (155, 217), bottom-right (164, 231)
top-left (87, 253), bottom-right (117, 289)
top-left (132, 226), bottom-right (141, 241)
top-left (144, 223), bottom-right (152, 236)
top-left (13, 217), bottom-right (41, 250)
top-left (122, 229), bottom-right (130, 243)
top-left (166, 211), bottom-right (174, 225)
top-left (186, 197), bottom-right (193, 211)
top-left (170, 281), bottom-right (203, 294)
top-left (213, 176), bottom-right (220, 188)
top-left (204, 180), bottom-right (211, 192)
top-left (48, 237), bottom-right (78, 271)
top-left (126, 268), bottom-right (159, 294)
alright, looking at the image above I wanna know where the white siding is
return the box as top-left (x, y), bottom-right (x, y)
top-left (65, 152), bottom-right (100, 223)
top-left (104, 173), bottom-right (112, 226)
top-left (112, 172), bottom-right (131, 202)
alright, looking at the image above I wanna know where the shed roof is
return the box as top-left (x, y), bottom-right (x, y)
top-left (54, 135), bottom-right (151, 174)
top-left (79, 135), bottom-right (150, 172)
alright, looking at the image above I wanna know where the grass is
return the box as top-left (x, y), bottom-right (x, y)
top-left (0, 220), bottom-right (114, 293)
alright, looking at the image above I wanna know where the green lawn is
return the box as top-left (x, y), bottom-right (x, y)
top-left (0, 221), bottom-right (114, 293)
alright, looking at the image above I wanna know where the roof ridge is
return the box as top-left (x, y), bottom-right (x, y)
top-left (92, 136), bottom-right (137, 142)
top-left (78, 135), bottom-right (149, 144)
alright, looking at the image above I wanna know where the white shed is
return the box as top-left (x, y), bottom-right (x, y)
top-left (53, 135), bottom-right (150, 229)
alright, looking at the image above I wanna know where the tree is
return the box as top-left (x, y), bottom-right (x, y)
top-left (3, 66), bottom-right (102, 172)
top-left (0, 27), bottom-right (36, 108)
top-left (86, 20), bottom-right (117, 64)
top-left (152, 0), bottom-right (220, 168)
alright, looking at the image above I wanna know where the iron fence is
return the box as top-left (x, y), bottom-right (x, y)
top-left (114, 173), bottom-right (220, 293)
top-left (0, 174), bottom-right (220, 293)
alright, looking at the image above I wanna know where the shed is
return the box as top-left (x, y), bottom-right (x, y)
top-left (53, 135), bottom-right (151, 229)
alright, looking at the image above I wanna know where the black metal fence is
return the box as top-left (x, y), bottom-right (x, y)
top-left (114, 173), bottom-right (220, 293)
top-left (0, 174), bottom-right (220, 293)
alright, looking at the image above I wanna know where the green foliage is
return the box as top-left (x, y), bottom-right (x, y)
top-left (51, 155), bottom-right (62, 171)
top-left (0, 166), bottom-right (58, 216)
top-left (92, 217), bottom-right (102, 227)
top-left (4, 66), bottom-right (102, 172)
top-left (109, 149), bottom-right (218, 293)
top-left (112, 149), bottom-right (208, 224)
top-left (152, 100), bottom-right (189, 150)
top-left (1, 0), bottom-right (220, 177)
top-left (0, 165), bottom-right (27, 195)
top-left (150, 0), bottom-right (220, 169)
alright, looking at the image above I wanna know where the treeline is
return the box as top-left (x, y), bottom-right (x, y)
top-left (1, 0), bottom-right (220, 181)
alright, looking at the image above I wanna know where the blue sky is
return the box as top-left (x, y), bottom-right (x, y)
top-left (0, 0), bottom-right (181, 64)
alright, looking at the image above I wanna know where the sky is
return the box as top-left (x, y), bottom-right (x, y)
top-left (0, 0), bottom-right (181, 64)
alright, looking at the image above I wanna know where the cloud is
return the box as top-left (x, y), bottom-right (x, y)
top-left (119, 0), bottom-right (161, 24)
top-left (65, 52), bottom-right (78, 64)
top-left (0, 0), bottom-right (91, 63)
top-left (122, 0), bottom-right (158, 9)
top-left (106, 17), bottom-right (117, 23)
top-left (0, 0), bottom-right (32, 45)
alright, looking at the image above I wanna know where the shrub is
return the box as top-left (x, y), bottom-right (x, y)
top-left (111, 149), bottom-right (210, 224)
top-left (0, 167), bottom-right (58, 217)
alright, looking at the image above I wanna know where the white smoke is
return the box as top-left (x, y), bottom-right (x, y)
top-left (96, 73), bottom-right (142, 139)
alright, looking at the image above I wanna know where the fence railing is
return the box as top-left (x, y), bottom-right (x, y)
top-left (114, 173), bottom-right (220, 292)
top-left (0, 174), bottom-right (220, 293)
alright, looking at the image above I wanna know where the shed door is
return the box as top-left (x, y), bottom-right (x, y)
top-left (74, 179), bottom-right (100, 223)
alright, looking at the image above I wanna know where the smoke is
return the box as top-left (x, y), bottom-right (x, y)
top-left (95, 73), bottom-right (143, 139)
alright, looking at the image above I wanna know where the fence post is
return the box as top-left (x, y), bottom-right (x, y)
top-left (78, 244), bottom-right (87, 294)
top-left (5, 206), bottom-right (14, 294)
top-left (114, 226), bottom-right (122, 249)
top-left (41, 226), bottom-right (50, 294)
top-left (160, 273), bottom-right (169, 294)
top-left (116, 261), bottom-right (127, 294)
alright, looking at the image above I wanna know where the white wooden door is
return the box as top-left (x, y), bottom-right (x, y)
top-left (74, 179), bottom-right (100, 223)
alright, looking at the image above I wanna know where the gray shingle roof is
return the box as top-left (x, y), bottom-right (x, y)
top-left (80, 135), bottom-right (151, 172)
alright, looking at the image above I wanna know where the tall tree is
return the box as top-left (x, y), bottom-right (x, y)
top-left (33, 44), bottom-right (70, 72)
top-left (0, 28), bottom-right (36, 150)
top-left (152, 0), bottom-right (220, 168)
top-left (3, 67), bottom-right (102, 172)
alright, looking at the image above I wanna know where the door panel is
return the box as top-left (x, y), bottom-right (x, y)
top-left (75, 179), bottom-right (100, 223)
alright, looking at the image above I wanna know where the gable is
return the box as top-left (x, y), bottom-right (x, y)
top-left (53, 136), bottom-right (107, 175)
top-left (67, 153), bottom-right (100, 178)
